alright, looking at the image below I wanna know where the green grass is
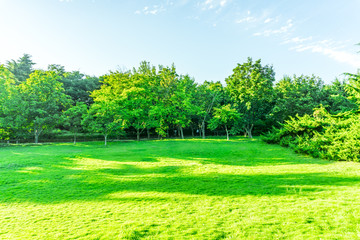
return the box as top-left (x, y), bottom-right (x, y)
top-left (1, 137), bottom-right (360, 239)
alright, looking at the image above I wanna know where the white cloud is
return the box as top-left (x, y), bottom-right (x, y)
top-left (291, 42), bottom-right (360, 68)
top-left (135, 5), bottom-right (166, 15)
top-left (235, 10), bottom-right (259, 24)
top-left (254, 19), bottom-right (293, 36)
top-left (264, 18), bottom-right (272, 24)
top-left (201, 0), bottom-right (229, 11)
top-left (220, 0), bottom-right (227, 7)
top-left (203, 0), bottom-right (214, 9)
top-left (236, 16), bottom-right (257, 24)
top-left (282, 36), bottom-right (313, 44)
top-left (247, 11), bottom-right (359, 70)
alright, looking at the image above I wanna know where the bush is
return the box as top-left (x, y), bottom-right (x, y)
top-left (262, 107), bottom-right (360, 161)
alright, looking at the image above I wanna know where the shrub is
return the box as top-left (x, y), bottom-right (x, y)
top-left (262, 107), bottom-right (360, 161)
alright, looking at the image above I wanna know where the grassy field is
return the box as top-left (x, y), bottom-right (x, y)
top-left (1, 137), bottom-right (360, 239)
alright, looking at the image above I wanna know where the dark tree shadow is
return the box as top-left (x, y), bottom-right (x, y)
top-left (0, 138), bottom-right (345, 204)
top-left (1, 160), bottom-right (360, 204)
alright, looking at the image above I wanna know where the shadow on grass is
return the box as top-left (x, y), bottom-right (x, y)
top-left (0, 138), bottom-right (347, 204)
top-left (82, 139), bottom-right (330, 167)
top-left (1, 161), bottom-right (360, 204)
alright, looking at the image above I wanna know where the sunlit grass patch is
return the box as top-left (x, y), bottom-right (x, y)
top-left (1, 137), bottom-right (360, 239)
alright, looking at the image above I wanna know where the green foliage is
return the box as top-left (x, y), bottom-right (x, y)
top-left (263, 106), bottom-right (360, 161)
top-left (6, 53), bottom-right (35, 83)
top-left (345, 70), bottom-right (360, 105)
top-left (18, 70), bottom-right (71, 143)
top-left (0, 65), bottom-right (17, 139)
top-left (1, 54), bottom-right (358, 142)
top-left (270, 75), bottom-right (325, 124)
top-left (226, 57), bottom-right (275, 138)
top-left (92, 63), bottom-right (154, 140)
top-left (82, 102), bottom-right (125, 145)
top-left (323, 78), bottom-right (356, 113)
top-left (194, 81), bottom-right (229, 138)
top-left (208, 104), bottom-right (241, 140)
top-left (48, 64), bottom-right (101, 105)
top-left (62, 102), bottom-right (88, 144)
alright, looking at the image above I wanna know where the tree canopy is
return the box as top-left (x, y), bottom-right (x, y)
top-left (0, 53), bottom-right (359, 155)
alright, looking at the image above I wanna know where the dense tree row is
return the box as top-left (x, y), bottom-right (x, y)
top-left (0, 54), bottom-right (358, 152)
top-left (263, 70), bottom-right (360, 161)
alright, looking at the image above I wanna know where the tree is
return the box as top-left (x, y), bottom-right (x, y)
top-left (226, 58), bottom-right (275, 138)
top-left (19, 70), bottom-right (70, 143)
top-left (323, 78), bottom-right (356, 114)
top-left (270, 75), bottom-right (325, 125)
top-left (192, 81), bottom-right (228, 138)
top-left (82, 102), bottom-right (124, 146)
top-left (208, 104), bottom-right (241, 140)
top-left (171, 74), bottom-right (199, 139)
top-left (48, 64), bottom-right (101, 105)
top-left (345, 70), bottom-right (360, 106)
top-left (0, 65), bottom-right (19, 140)
top-left (92, 68), bottom-right (150, 141)
top-left (149, 64), bottom-right (179, 138)
top-left (6, 54), bottom-right (35, 84)
top-left (62, 102), bottom-right (88, 144)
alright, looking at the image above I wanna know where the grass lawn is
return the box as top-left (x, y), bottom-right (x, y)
top-left (1, 137), bottom-right (360, 239)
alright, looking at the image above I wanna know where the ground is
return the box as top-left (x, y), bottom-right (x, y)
top-left (1, 137), bottom-right (360, 239)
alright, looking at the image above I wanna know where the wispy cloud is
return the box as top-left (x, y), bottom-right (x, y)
top-left (135, 5), bottom-right (166, 15)
top-left (282, 36), bottom-right (313, 44)
top-left (235, 10), bottom-right (261, 25)
top-left (200, 0), bottom-right (229, 11)
top-left (249, 13), bottom-right (360, 69)
top-left (253, 19), bottom-right (293, 36)
top-left (290, 40), bottom-right (360, 68)
top-left (264, 18), bottom-right (272, 24)
top-left (235, 16), bottom-right (257, 24)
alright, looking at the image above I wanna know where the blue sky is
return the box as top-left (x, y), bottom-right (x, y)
top-left (0, 0), bottom-right (359, 84)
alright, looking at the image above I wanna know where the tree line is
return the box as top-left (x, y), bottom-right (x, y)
top-left (0, 54), bottom-right (358, 151)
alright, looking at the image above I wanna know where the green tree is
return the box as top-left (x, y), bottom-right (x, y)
top-left (6, 53), bottom-right (35, 84)
top-left (82, 102), bottom-right (124, 146)
top-left (92, 69), bottom-right (149, 141)
top-left (62, 102), bottom-right (88, 144)
top-left (48, 64), bottom-right (101, 105)
top-left (226, 58), bottom-right (275, 138)
top-left (149, 64), bottom-right (179, 138)
top-left (19, 70), bottom-right (70, 143)
top-left (208, 104), bottom-right (241, 140)
top-left (270, 75), bottom-right (325, 125)
top-left (193, 81), bottom-right (228, 138)
top-left (345, 70), bottom-right (360, 106)
top-left (323, 78), bottom-right (356, 113)
top-left (171, 74), bottom-right (199, 139)
top-left (0, 65), bottom-right (19, 140)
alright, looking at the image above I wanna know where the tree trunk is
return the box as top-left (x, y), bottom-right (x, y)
top-left (34, 129), bottom-right (42, 144)
top-left (104, 134), bottom-right (108, 146)
top-left (245, 124), bottom-right (254, 138)
top-left (225, 125), bottom-right (229, 141)
top-left (179, 126), bottom-right (184, 139)
top-left (147, 128), bottom-right (150, 139)
top-left (74, 133), bottom-right (77, 144)
top-left (190, 126), bottom-right (194, 137)
top-left (201, 123), bottom-right (206, 139)
top-left (136, 129), bottom-right (140, 141)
